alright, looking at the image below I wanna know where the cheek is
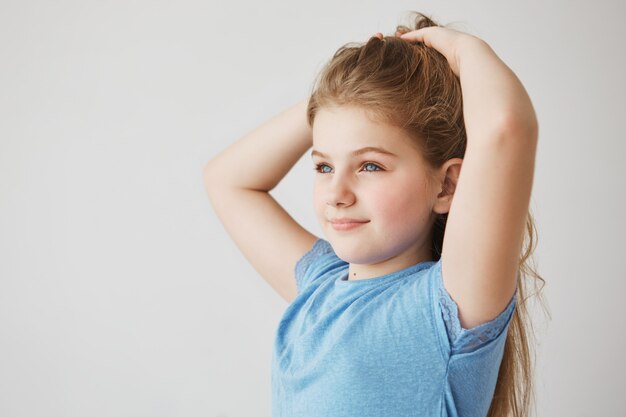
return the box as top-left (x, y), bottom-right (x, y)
top-left (369, 180), bottom-right (430, 224)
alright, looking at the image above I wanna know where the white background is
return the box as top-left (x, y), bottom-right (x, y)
top-left (1, 0), bottom-right (624, 416)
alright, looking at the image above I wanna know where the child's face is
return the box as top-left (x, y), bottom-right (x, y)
top-left (311, 105), bottom-right (438, 266)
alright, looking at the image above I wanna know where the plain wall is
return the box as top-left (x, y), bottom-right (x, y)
top-left (1, 0), bottom-right (624, 416)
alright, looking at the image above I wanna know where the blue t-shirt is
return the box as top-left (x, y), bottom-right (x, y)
top-left (272, 238), bottom-right (517, 417)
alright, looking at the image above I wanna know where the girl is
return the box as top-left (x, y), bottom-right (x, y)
top-left (204, 12), bottom-right (544, 417)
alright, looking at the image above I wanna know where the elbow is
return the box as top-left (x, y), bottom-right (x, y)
top-left (202, 162), bottom-right (218, 188)
top-left (203, 161), bottom-right (237, 194)
top-left (497, 110), bottom-right (539, 144)
top-left (202, 162), bottom-right (212, 177)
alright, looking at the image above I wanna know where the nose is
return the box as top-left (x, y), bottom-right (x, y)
top-left (325, 174), bottom-right (356, 207)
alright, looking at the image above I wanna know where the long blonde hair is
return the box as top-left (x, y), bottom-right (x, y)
top-left (306, 11), bottom-right (549, 417)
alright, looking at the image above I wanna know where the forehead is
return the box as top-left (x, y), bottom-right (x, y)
top-left (312, 105), bottom-right (419, 156)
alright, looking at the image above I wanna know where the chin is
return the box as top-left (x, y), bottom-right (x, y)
top-left (325, 238), bottom-right (380, 265)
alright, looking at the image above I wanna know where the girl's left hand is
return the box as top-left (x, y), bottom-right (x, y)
top-left (394, 27), bottom-right (486, 78)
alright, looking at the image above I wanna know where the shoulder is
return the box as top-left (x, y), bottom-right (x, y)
top-left (295, 238), bottom-right (346, 293)
top-left (427, 258), bottom-right (517, 356)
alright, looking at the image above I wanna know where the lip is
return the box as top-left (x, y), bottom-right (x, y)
top-left (329, 218), bottom-right (369, 231)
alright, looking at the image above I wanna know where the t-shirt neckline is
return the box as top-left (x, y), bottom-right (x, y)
top-left (335, 260), bottom-right (438, 287)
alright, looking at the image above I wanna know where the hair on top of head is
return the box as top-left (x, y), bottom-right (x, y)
top-left (308, 11), bottom-right (465, 177)
top-left (306, 10), bottom-right (547, 417)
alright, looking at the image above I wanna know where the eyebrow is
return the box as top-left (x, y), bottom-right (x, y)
top-left (310, 146), bottom-right (398, 159)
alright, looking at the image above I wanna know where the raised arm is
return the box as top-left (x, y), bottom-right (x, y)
top-left (400, 28), bottom-right (539, 328)
top-left (203, 99), bottom-right (318, 303)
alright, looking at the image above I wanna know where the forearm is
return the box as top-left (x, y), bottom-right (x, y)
top-left (203, 98), bottom-right (312, 191)
top-left (458, 39), bottom-right (538, 142)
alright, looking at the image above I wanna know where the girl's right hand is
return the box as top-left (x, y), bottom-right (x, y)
top-left (395, 27), bottom-right (486, 78)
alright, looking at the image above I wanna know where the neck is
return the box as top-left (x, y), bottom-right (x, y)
top-left (347, 246), bottom-right (432, 281)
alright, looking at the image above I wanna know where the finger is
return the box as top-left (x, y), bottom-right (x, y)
top-left (399, 28), bottom-right (427, 40)
top-left (400, 28), bottom-right (442, 50)
top-left (401, 27), bottom-right (464, 51)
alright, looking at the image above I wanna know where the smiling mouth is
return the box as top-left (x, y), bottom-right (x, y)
top-left (329, 220), bottom-right (369, 231)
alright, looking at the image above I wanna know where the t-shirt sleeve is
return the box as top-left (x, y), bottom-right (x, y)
top-left (431, 259), bottom-right (517, 355)
top-left (294, 238), bottom-right (336, 294)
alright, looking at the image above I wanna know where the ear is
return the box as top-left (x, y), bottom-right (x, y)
top-left (432, 158), bottom-right (463, 215)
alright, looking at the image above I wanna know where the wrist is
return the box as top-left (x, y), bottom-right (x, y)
top-left (456, 37), bottom-right (492, 75)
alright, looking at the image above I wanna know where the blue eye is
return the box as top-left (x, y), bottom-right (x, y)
top-left (362, 162), bottom-right (382, 172)
top-left (313, 162), bottom-right (383, 173)
top-left (314, 163), bottom-right (333, 173)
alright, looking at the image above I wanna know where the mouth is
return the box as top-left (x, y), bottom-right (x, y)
top-left (329, 219), bottom-right (369, 231)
